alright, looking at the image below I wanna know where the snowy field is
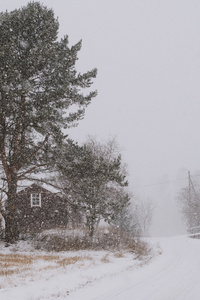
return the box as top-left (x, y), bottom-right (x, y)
top-left (1, 236), bottom-right (200, 299)
top-left (0, 239), bottom-right (153, 300)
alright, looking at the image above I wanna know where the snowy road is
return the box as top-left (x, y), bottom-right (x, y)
top-left (72, 236), bottom-right (200, 300)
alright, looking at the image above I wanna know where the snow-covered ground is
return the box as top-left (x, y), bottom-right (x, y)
top-left (1, 236), bottom-right (200, 300)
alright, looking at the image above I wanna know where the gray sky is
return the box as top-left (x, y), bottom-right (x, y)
top-left (2, 0), bottom-right (200, 235)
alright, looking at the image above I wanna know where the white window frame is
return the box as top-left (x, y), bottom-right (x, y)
top-left (31, 193), bottom-right (41, 207)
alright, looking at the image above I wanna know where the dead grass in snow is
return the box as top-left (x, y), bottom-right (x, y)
top-left (0, 252), bottom-right (93, 282)
top-left (101, 253), bottom-right (110, 263)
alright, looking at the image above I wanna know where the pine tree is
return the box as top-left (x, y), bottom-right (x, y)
top-left (55, 139), bottom-right (130, 237)
top-left (0, 2), bottom-right (97, 243)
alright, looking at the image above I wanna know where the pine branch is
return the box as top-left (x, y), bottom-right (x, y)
top-left (17, 163), bottom-right (48, 180)
top-left (27, 134), bottom-right (50, 161)
top-left (0, 186), bottom-right (7, 195)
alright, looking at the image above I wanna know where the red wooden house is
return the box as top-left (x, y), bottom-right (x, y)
top-left (15, 184), bottom-right (69, 234)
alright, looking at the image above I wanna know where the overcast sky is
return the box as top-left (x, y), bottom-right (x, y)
top-left (2, 0), bottom-right (200, 235)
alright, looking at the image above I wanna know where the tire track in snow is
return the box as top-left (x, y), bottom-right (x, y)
top-left (91, 240), bottom-right (181, 300)
top-left (88, 236), bottom-right (200, 300)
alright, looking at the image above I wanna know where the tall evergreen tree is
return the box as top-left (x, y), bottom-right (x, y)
top-left (0, 2), bottom-right (97, 243)
top-left (55, 139), bottom-right (130, 237)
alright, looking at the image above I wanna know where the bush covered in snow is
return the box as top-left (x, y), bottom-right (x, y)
top-left (32, 227), bottom-right (147, 253)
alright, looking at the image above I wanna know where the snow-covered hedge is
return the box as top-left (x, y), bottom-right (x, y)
top-left (31, 227), bottom-right (145, 252)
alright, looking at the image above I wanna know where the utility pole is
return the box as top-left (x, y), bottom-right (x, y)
top-left (188, 170), bottom-right (196, 196)
top-left (188, 170), bottom-right (191, 193)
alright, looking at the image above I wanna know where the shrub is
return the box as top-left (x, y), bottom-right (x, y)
top-left (32, 226), bottom-right (149, 255)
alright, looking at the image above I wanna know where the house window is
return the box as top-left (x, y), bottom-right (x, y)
top-left (31, 193), bottom-right (41, 207)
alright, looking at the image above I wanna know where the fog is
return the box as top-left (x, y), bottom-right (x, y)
top-left (2, 0), bottom-right (200, 236)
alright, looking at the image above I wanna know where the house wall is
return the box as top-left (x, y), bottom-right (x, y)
top-left (15, 184), bottom-right (68, 233)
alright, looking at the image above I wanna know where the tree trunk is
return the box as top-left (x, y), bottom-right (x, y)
top-left (87, 215), bottom-right (95, 238)
top-left (4, 180), bottom-right (19, 243)
top-left (4, 213), bottom-right (19, 244)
